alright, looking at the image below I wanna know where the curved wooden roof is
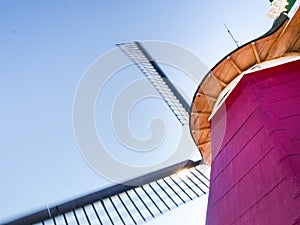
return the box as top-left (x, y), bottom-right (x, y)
top-left (190, 8), bottom-right (300, 165)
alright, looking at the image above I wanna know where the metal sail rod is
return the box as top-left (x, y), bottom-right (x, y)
top-left (223, 23), bottom-right (240, 48)
top-left (117, 41), bottom-right (190, 125)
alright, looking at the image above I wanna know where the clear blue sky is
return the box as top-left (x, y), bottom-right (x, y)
top-left (0, 1), bottom-right (272, 223)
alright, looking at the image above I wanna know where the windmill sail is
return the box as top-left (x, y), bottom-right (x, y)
top-left (117, 42), bottom-right (190, 125)
top-left (4, 42), bottom-right (211, 225)
top-left (5, 160), bottom-right (209, 225)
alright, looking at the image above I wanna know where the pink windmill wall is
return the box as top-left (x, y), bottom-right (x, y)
top-left (206, 59), bottom-right (300, 225)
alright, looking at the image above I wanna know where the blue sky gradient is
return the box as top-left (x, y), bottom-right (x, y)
top-left (0, 1), bottom-right (273, 223)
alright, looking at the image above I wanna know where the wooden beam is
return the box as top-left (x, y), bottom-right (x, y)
top-left (192, 126), bottom-right (210, 131)
top-left (227, 56), bottom-right (242, 74)
top-left (191, 111), bottom-right (211, 115)
top-left (251, 42), bottom-right (261, 63)
top-left (196, 92), bottom-right (217, 101)
top-left (209, 73), bottom-right (228, 87)
top-left (197, 140), bottom-right (211, 147)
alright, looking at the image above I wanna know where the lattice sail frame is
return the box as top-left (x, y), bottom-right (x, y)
top-left (5, 161), bottom-right (209, 225)
top-left (117, 42), bottom-right (190, 125)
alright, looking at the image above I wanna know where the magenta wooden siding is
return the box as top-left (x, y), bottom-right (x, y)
top-left (206, 59), bottom-right (300, 225)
